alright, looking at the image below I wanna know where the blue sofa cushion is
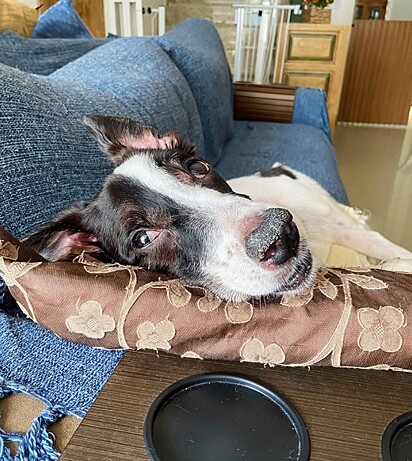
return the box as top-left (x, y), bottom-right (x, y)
top-left (0, 30), bottom-right (112, 75)
top-left (0, 37), bottom-right (204, 239)
top-left (33, 0), bottom-right (92, 39)
top-left (156, 19), bottom-right (234, 165)
top-left (216, 121), bottom-right (349, 205)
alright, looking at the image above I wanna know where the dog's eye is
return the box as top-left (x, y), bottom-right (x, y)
top-left (134, 230), bottom-right (160, 249)
top-left (187, 159), bottom-right (209, 178)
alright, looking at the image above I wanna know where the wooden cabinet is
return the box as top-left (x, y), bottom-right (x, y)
top-left (338, 20), bottom-right (412, 125)
top-left (275, 24), bottom-right (351, 134)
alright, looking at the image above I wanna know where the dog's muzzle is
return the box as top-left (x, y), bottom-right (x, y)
top-left (245, 208), bottom-right (300, 264)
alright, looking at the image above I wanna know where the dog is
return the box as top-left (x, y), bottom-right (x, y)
top-left (23, 116), bottom-right (412, 302)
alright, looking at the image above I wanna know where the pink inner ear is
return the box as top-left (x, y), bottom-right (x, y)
top-left (69, 232), bottom-right (99, 247)
top-left (60, 232), bottom-right (101, 255)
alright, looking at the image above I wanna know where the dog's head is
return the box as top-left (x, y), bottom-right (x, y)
top-left (24, 116), bottom-right (316, 301)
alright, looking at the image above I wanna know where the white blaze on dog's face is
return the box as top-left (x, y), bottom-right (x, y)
top-left (24, 116), bottom-right (317, 302)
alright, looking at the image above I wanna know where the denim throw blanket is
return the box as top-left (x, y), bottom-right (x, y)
top-left (0, 311), bottom-right (123, 460)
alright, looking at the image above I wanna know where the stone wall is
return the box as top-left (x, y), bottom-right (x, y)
top-left (166, 0), bottom-right (271, 70)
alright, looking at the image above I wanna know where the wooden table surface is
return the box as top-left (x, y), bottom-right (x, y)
top-left (61, 351), bottom-right (412, 461)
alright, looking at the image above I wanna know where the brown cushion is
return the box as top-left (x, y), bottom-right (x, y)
top-left (1, 227), bottom-right (412, 372)
top-left (0, 0), bottom-right (38, 37)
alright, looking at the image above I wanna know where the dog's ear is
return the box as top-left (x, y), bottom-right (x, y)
top-left (22, 203), bottom-right (102, 262)
top-left (83, 115), bottom-right (181, 166)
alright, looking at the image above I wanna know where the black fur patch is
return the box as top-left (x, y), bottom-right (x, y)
top-left (259, 166), bottom-right (297, 180)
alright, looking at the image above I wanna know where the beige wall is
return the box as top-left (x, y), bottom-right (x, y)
top-left (386, 0), bottom-right (412, 20)
top-left (330, 0), bottom-right (356, 24)
top-left (17, 0), bottom-right (38, 6)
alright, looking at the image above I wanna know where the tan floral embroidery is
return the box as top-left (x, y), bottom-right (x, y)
top-left (66, 301), bottom-right (115, 339)
top-left (0, 240), bottom-right (18, 260)
top-left (345, 274), bottom-right (387, 290)
top-left (181, 351), bottom-right (203, 360)
top-left (163, 280), bottom-right (192, 307)
top-left (136, 319), bottom-right (175, 351)
top-left (346, 267), bottom-right (371, 273)
top-left (240, 338), bottom-right (285, 367)
top-left (316, 273), bottom-right (338, 300)
top-left (197, 292), bottom-right (222, 313)
top-left (285, 269), bottom-right (389, 368)
top-left (0, 261), bottom-right (42, 287)
top-left (0, 244), bottom-right (42, 320)
top-left (358, 306), bottom-right (404, 353)
top-left (281, 288), bottom-right (313, 307)
top-left (224, 301), bottom-right (253, 324)
top-left (83, 263), bottom-right (130, 274)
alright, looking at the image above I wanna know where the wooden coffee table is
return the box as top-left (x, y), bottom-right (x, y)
top-left (61, 350), bottom-right (412, 460)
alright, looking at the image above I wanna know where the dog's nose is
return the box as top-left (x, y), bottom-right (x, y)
top-left (245, 208), bottom-right (300, 264)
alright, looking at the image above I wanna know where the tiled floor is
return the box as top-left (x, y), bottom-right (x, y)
top-left (334, 116), bottom-right (412, 251)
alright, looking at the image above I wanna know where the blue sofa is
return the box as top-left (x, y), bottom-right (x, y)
top-left (0, 18), bottom-right (348, 459)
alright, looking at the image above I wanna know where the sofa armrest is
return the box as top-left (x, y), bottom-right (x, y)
top-left (234, 83), bottom-right (296, 123)
top-left (234, 83), bottom-right (332, 139)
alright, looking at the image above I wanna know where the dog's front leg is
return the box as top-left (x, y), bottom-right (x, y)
top-left (319, 223), bottom-right (412, 261)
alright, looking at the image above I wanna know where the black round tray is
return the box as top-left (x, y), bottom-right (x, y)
top-left (382, 411), bottom-right (412, 461)
top-left (144, 373), bottom-right (310, 461)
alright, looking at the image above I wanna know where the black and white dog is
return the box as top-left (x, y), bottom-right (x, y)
top-left (24, 116), bottom-right (412, 302)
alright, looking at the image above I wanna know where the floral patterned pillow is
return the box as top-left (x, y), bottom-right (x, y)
top-left (1, 227), bottom-right (411, 372)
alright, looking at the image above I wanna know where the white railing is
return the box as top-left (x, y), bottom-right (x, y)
top-left (233, 3), bottom-right (301, 84)
top-left (104, 0), bottom-right (166, 37)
